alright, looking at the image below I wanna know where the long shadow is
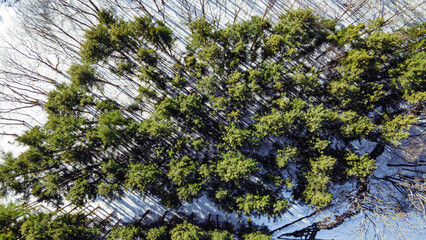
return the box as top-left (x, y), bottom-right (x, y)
top-left (92, 191), bottom-right (242, 226)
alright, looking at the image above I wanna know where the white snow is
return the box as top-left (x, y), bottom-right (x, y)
top-left (0, 0), bottom-right (425, 239)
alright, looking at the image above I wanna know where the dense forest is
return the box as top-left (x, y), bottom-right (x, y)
top-left (0, 0), bottom-right (424, 239)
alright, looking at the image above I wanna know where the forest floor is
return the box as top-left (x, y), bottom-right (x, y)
top-left (0, 1), bottom-right (425, 239)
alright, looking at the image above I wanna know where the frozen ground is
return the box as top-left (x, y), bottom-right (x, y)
top-left (0, 0), bottom-right (425, 239)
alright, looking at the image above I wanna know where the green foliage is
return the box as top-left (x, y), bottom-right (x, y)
top-left (0, 204), bottom-right (29, 239)
top-left (96, 110), bottom-right (131, 146)
top-left (106, 219), bottom-right (240, 240)
top-left (170, 222), bottom-right (203, 240)
top-left (66, 178), bottom-right (92, 206)
top-left (130, 15), bottom-right (153, 37)
top-left (44, 115), bottom-right (83, 149)
top-left (139, 114), bottom-right (174, 138)
top-left (68, 64), bottom-right (97, 86)
top-left (303, 103), bottom-right (336, 132)
top-left (340, 111), bottom-right (376, 138)
top-left (209, 229), bottom-right (233, 240)
top-left (20, 213), bottom-right (97, 240)
top-left (116, 61), bottom-right (134, 74)
top-left (172, 74), bottom-right (187, 88)
top-left (273, 199), bottom-right (290, 214)
top-left (335, 23), bottom-right (365, 46)
top-left (2, 8), bottom-right (422, 221)
top-left (236, 194), bottom-right (272, 215)
top-left (82, 11), bottom-right (173, 64)
top-left (168, 156), bottom-right (197, 186)
top-left (15, 126), bottom-right (46, 147)
top-left (191, 138), bottom-right (206, 151)
top-left (80, 23), bottom-right (114, 63)
top-left (346, 152), bottom-right (376, 178)
top-left (228, 82), bottom-right (249, 103)
top-left (44, 84), bottom-right (90, 115)
top-left (264, 34), bottom-right (285, 55)
top-left (254, 98), bottom-right (306, 137)
top-left (108, 225), bottom-right (143, 240)
top-left (177, 183), bottom-right (202, 201)
top-left (276, 147), bottom-right (297, 168)
top-left (216, 151), bottom-right (258, 182)
top-left (146, 226), bottom-right (168, 240)
top-left (365, 31), bottom-right (400, 54)
top-left (187, 16), bottom-right (215, 51)
top-left (382, 114), bottom-right (417, 145)
top-left (303, 155), bottom-right (337, 207)
top-left (96, 99), bottom-right (117, 111)
top-left (198, 42), bottom-right (222, 63)
top-left (221, 123), bottom-right (251, 150)
top-left (97, 9), bottom-right (116, 26)
top-left (396, 51), bottom-right (426, 103)
top-left (274, 9), bottom-right (326, 56)
top-left (243, 232), bottom-right (271, 240)
top-left (125, 163), bottom-right (161, 193)
top-left (303, 172), bottom-right (333, 207)
top-left (137, 48), bottom-right (159, 65)
top-left (150, 21), bottom-right (174, 48)
top-left (110, 20), bottom-right (138, 50)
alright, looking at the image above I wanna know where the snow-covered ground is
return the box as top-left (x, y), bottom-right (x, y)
top-left (1, 0), bottom-right (425, 239)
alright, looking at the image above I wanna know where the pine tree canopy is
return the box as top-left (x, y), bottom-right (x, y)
top-left (0, 203), bottom-right (98, 240)
top-left (0, 8), bottom-right (423, 218)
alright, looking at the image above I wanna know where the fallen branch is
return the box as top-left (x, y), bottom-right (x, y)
top-left (268, 205), bottom-right (331, 235)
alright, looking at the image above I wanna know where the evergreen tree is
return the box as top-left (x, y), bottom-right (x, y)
top-left (0, 204), bottom-right (98, 240)
top-left (0, 9), bottom-right (422, 219)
